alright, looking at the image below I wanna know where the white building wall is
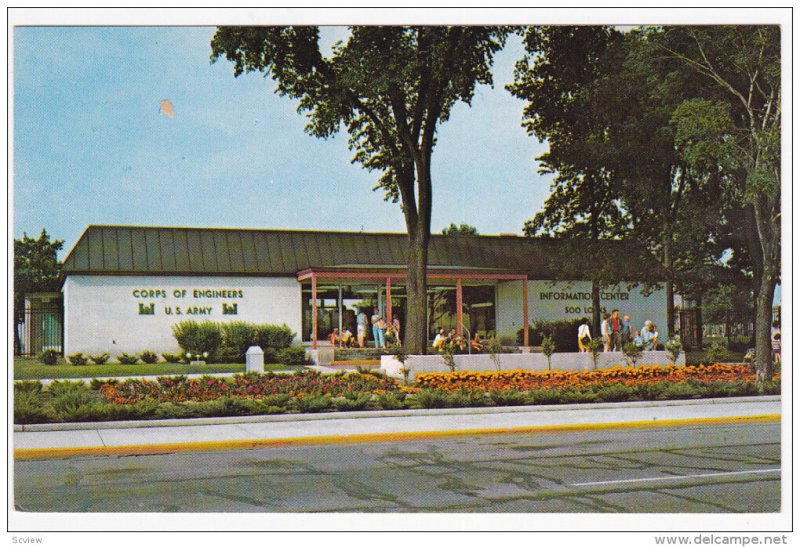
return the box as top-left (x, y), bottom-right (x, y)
top-left (63, 275), bottom-right (302, 355)
top-left (497, 280), bottom-right (668, 343)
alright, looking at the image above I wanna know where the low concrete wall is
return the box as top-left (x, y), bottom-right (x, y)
top-left (380, 351), bottom-right (685, 381)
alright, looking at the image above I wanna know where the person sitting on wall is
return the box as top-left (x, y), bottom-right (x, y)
top-left (641, 320), bottom-right (656, 350)
top-left (432, 328), bottom-right (447, 351)
top-left (633, 330), bottom-right (644, 349)
top-left (328, 328), bottom-right (340, 346)
top-left (448, 328), bottom-right (465, 352)
top-left (577, 317), bottom-right (592, 353)
top-left (340, 328), bottom-right (355, 348)
top-left (471, 332), bottom-right (484, 352)
top-left (385, 324), bottom-right (397, 347)
top-left (649, 323), bottom-right (659, 350)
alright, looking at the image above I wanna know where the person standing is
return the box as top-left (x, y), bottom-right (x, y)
top-left (601, 312), bottom-right (611, 352)
top-left (356, 308), bottom-right (368, 348)
top-left (622, 315), bottom-right (633, 345)
top-left (610, 309), bottom-right (623, 351)
top-left (578, 317), bottom-right (592, 353)
top-left (371, 308), bottom-right (385, 348)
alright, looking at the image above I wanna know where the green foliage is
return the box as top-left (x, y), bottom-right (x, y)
top-left (415, 389), bottom-right (449, 409)
top-left (277, 346), bottom-right (307, 366)
top-left (14, 390), bottom-right (55, 424)
top-left (254, 324), bottom-right (295, 351)
top-left (171, 320), bottom-right (222, 357)
top-left (291, 395), bottom-right (333, 413)
top-left (333, 395), bottom-right (372, 412)
top-left (588, 337), bottom-right (603, 369)
top-left (704, 341), bottom-right (733, 364)
top-left (89, 353), bottom-right (110, 365)
top-left (442, 223), bottom-right (479, 236)
top-left (665, 337), bottom-right (683, 363)
top-left (13, 229), bottom-right (63, 352)
top-left (622, 342), bottom-right (643, 366)
top-left (38, 349), bottom-right (60, 366)
top-left (440, 344), bottom-right (457, 372)
top-left (486, 334), bottom-right (503, 371)
top-left (661, 382), bottom-right (701, 400)
top-left (541, 336), bottom-right (555, 370)
top-left (528, 389), bottom-right (563, 405)
top-left (376, 392), bottom-right (407, 410)
top-left (14, 380), bottom-right (43, 394)
top-left (559, 390), bottom-right (599, 404)
top-left (89, 378), bottom-right (118, 390)
top-left (67, 352), bottom-right (88, 366)
top-left (488, 389), bottom-right (528, 406)
top-left (161, 352), bottom-right (183, 363)
top-left (46, 379), bottom-right (87, 397)
top-left (139, 351), bottom-right (159, 364)
top-left (117, 353), bottom-right (140, 365)
top-left (595, 384), bottom-right (634, 403)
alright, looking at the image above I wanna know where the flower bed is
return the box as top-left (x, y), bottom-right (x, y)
top-left (99, 370), bottom-right (400, 405)
top-left (415, 364), bottom-right (762, 392)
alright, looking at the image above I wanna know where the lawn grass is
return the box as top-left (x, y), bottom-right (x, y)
top-left (14, 356), bottom-right (293, 380)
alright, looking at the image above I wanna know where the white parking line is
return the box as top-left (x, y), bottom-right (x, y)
top-left (572, 468), bottom-right (781, 487)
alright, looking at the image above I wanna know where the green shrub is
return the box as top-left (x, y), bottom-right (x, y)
top-left (161, 352), bottom-right (183, 363)
top-left (415, 389), bottom-right (449, 409)
top-left (50, 389), bottom-right (97, 419)
top-left (89, 353), bottom-right (110, 365)
top-left (376, 392), bottom-right (407, 410)
top-left (665, 337), bottom-right (683, 363)
top-left (489, 389), bottom-right (528, 406)
top-left (89, 378), bottom-right (118, 390)
top-left (632, 382), bottom-right (669, 401)
top-left (622, 342), bottom-right (643, 366)
top-left (46, 379), bottom-right (88, 397)
top-left (662, 382), bottom-right (701, 400)
top-left (595, 384), bottom-right (634, 402)
top-left (14, 390), bottom-right (55, 424)
top-left (559, 390), bottom-right (599, 404)
top-left (703, 341), bottom-right (733, 364)
top-left (14, 380), bottom-right (43, 394)
top-left (117, 353), bottom-right (140, 365)
top-left (139, 350), bottom-right (159, 364)
top-left (172, 320), bottom-right (222, 357)
top-left (759, 381), bottom-right (781, 395)
top-left (356, 366), bottom-right (385, 378)
top-left (517, 318), bottom-right (584, 351)
top-left (529, 389), bottom-right (563, 405)
top-left (446, 390), bottom-right (488, 408)
top-left (254, 324), bottom-right (295, 351)
top-left (291, 395), bottom-right (333, 413)
top-left (38, 348), bottom-right (60, 366)
top-left (67, 352), bottom-right (89, 366)
top-left (334, 395), bottom-right (372, 412)
top-left (277, 346), bottom-right (307, 366)
top-left (220, 321), bottom-right (257, 362)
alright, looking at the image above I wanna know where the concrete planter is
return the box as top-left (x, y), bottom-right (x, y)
top-left (381, 351), bottom-right (686, 381)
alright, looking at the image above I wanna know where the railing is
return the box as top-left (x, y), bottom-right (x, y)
top-left (16, 305), bottom-right (63, 356)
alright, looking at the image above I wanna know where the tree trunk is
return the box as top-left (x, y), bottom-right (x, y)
top-left (405, 231), bottom-right (429, 354)
top-left (754, 271), bottom-right (776, 383)
top-left (664, 235), bottom-right (675, 337)
top-left (591, 279), bottom-right (601, 338)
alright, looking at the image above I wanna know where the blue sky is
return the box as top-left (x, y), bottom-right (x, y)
top-left (13, 26), bottom-right (549, 258)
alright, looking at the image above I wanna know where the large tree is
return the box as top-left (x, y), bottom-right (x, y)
top-left (211, 26), bottom-right (510, 353)
top-left (14, 229), bottom-right (63, 355)
top-left (660, 26), bottom-right (781, 380)
top-left (508, 26), bottom-right (632, 335)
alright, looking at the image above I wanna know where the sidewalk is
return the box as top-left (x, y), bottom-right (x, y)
top-left (14, 396), bottom-right (781, 459)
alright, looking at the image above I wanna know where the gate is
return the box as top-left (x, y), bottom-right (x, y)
top-left (17, 299), bottom-right (63, 356)
top-left (675, 307), bottom-right (703, 350)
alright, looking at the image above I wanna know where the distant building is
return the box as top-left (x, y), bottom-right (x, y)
top-left (60, 225), bottom-right (668, 355)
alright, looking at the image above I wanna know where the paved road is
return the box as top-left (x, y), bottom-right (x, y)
top-left (14, 421), bottom-right (779, 513)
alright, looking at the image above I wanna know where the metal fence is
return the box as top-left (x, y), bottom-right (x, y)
top-left (17, 303), bottom-right (63, 356)
top-left (676, 305), bottom-right (782, 350)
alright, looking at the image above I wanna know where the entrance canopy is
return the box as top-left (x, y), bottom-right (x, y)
top-left (297, 267), bottom-right (529, 349)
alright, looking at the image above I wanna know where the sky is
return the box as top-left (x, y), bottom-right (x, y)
top-left (13, 26), bottom-right (550, 259)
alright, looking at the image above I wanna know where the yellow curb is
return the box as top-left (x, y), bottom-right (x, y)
top-left (14, 413), bottom-right (780, 460)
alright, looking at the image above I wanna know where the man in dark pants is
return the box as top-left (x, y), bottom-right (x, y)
top-left (610, 309), bottom-right (623, 351)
